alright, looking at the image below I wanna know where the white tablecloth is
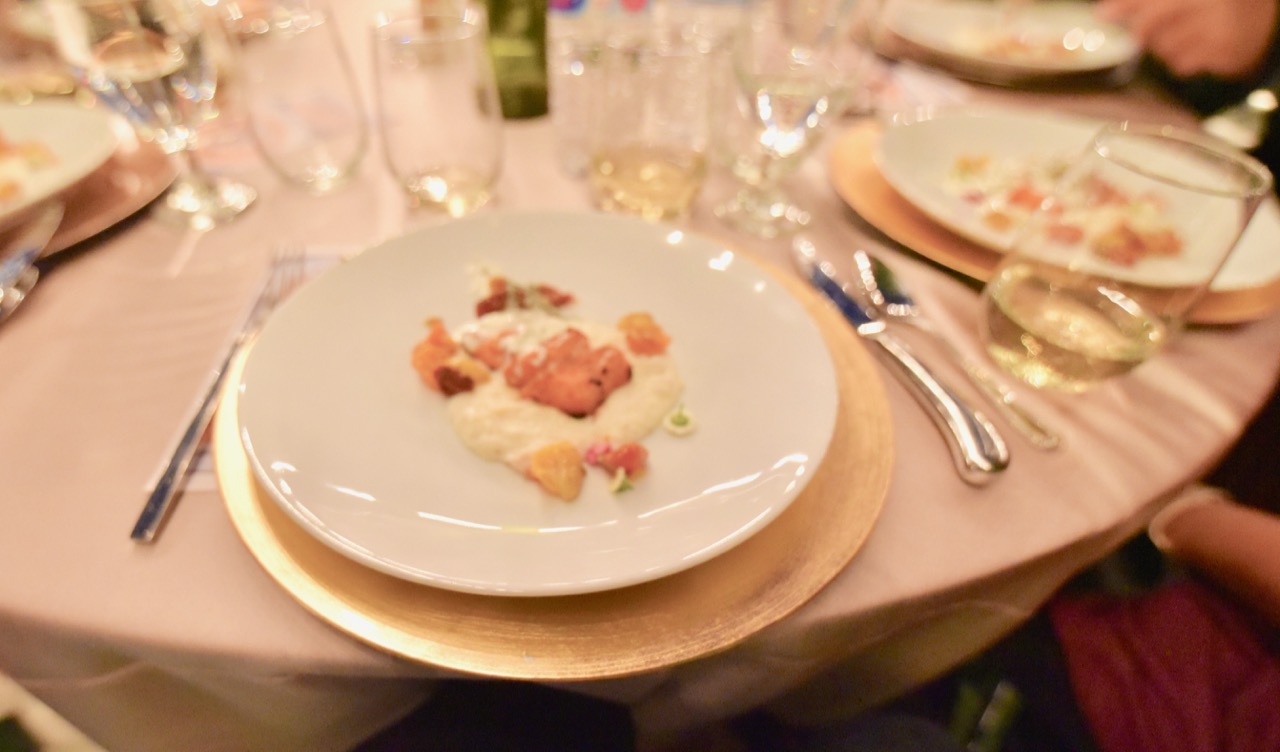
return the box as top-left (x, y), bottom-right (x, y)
top-left (2, 4), bottom-right (1279, 750)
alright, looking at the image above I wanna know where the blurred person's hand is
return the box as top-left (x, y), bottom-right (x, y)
top-left (1149, 486), bottom-right (1280, 628)
top-left (1097, 0), bottom-right (1278, 79)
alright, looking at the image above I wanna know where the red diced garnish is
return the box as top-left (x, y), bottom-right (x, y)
top-left (594, 442), bottom-right (648, 479)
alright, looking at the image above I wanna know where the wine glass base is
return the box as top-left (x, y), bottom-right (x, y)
top-left (156, 176), bottom-right (257, 232)
top-left (714, 193), bottom-right (813, 240)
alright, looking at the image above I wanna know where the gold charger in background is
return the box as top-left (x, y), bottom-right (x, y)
top-left (213, 256), bottom-right (894, 681)
top-left (828, 121), bottom-right (1280, 326)
top-left (44, 118), bottom-right (176, 256)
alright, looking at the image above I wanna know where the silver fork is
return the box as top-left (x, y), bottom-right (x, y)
top-left (131, 248), bottom-right (308, 543)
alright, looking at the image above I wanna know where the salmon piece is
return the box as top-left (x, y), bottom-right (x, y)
top-left (592, 346), bottom-right (631, 394)
top-left (1006, 182), bottom-right (1045, 211)
top-left (465, 333), bottom-right (510, 370)
top-left (1084, 175), bottom-right (1127, 206)
top-left (505, 328), bottom-right (633, 417)
top-left (503, 328), bottom-right (591, 390)
top-left (410, 318), bottom-right (459, 392)
top-left (1045, 221), bottom-right (1085, 244)
top-left (1139, 227), bottom-right (1182, 257)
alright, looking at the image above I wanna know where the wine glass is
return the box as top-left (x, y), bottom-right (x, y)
top-left (45, 0), bottom-right (255, 230)
top-left (980, 123), bottom-right (1272, 392)
top-left (715, 4), bottom-right (857, 239)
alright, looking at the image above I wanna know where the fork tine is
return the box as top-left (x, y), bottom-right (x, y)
top-left (253, 247), bottom-right (309, 323)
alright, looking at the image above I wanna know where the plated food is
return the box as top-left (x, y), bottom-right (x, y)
top-left (0, 102), bottom-right (118, 225)
top-left (410, 269), bottom-right (689, 500)
top-left (236, 212), bottom-right (839, 596)
top-left (880, 0), bottom-right (1139, 82)
top-left (877, 107), bottom-right (1102, 249)
top-left (0, 130), bottom-right (57, 204)
top-left (945, 151), bottom-right (1184, 268)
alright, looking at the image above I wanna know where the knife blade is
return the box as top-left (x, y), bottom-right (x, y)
top-left (792, 237), bottom-right (1009, 485)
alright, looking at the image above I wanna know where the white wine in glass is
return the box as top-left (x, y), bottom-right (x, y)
top-left (46, 0), bottom-right (255, 229)
top-left (981, 123), bottom-right (1272, 392)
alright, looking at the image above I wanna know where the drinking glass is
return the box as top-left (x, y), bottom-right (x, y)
top-left (226, 0), bottom-right (368, 194)
top-left (980, 122), bottom-right (1272, 392)
top-left (45, 0), bottom-right (255, 230)
top-left (371, 4), bottom-right (503, 217)
top-left (714, 3), bottom-right (857, 239)
top-left (585, 29), bottom-right (718, 221)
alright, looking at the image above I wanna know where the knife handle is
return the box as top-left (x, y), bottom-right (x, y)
top-left (871, 332), bottom-right (1010, 485)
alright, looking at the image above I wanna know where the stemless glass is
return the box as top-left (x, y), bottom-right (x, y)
top-left (980, 122), bottom-right (1272, 392)
top-left (585, 29), bottom-right (718, 221)
top-left (226, 0), bottom-right (368, 194)
top-left (714, 3), bottom-right (857, 239)
top-left (371, 4), bottom-right (503, 217)
top-left (45, 0), bottom-right (255, 230)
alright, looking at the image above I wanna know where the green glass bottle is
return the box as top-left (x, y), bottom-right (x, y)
top-left (485, 0), bottom-right (550, 118)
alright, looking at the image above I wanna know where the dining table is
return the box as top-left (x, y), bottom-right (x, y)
top-left (3, 2), bottom-right (1280, 751)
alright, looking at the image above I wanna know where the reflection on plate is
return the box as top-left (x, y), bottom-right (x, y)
top-left (831, 118), bottom-right (1280, 324)
top-left (237, 212), bottom-right (841, 597)
top-left (215, 261), bottom-right (893, 678)
top-left (0, 101), bottom-right (118, 224)
top-left (43, 117), bottom-right (176, 256)
top-left (882, 0), bottom-right (1138, 79)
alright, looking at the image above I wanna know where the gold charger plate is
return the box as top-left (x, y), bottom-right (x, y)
top-left (828, 121), bottom-right (1280, 326)
top-left (213, 256), bottom-right (894, 681)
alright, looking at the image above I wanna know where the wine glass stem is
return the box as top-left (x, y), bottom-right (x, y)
top-left (155, 141), bottom-right (256, 228)
top-left (169, 143), bottom-right (213, 189)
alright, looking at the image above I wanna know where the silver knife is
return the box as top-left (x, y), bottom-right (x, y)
top-left (792, 236), bottom-right (1009, 485)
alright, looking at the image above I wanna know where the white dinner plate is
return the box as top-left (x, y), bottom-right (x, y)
top-left (0, 102), bottom-right (118, 224)
top-left (875, 106), bottom-right (1280, 292)
top-left (883, 0), bottom-right (1139, 77)
top-left (236, 212), bottom-right (840, 597)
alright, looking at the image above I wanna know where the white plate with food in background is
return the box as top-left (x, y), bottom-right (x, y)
top-left (881, 0), bottom-right (1139, 79)
top-left (873, 106), bottom-right (1280, 292)
top-left (235, 211), bottom-right (840, 597)
top-left (0, 101), bottom-right (118, 225)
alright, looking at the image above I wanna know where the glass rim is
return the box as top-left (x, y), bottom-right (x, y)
top-left (1092, 121), bottom-right (1274, 201)
top-left (372, 4), bottom-right (486, 40)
